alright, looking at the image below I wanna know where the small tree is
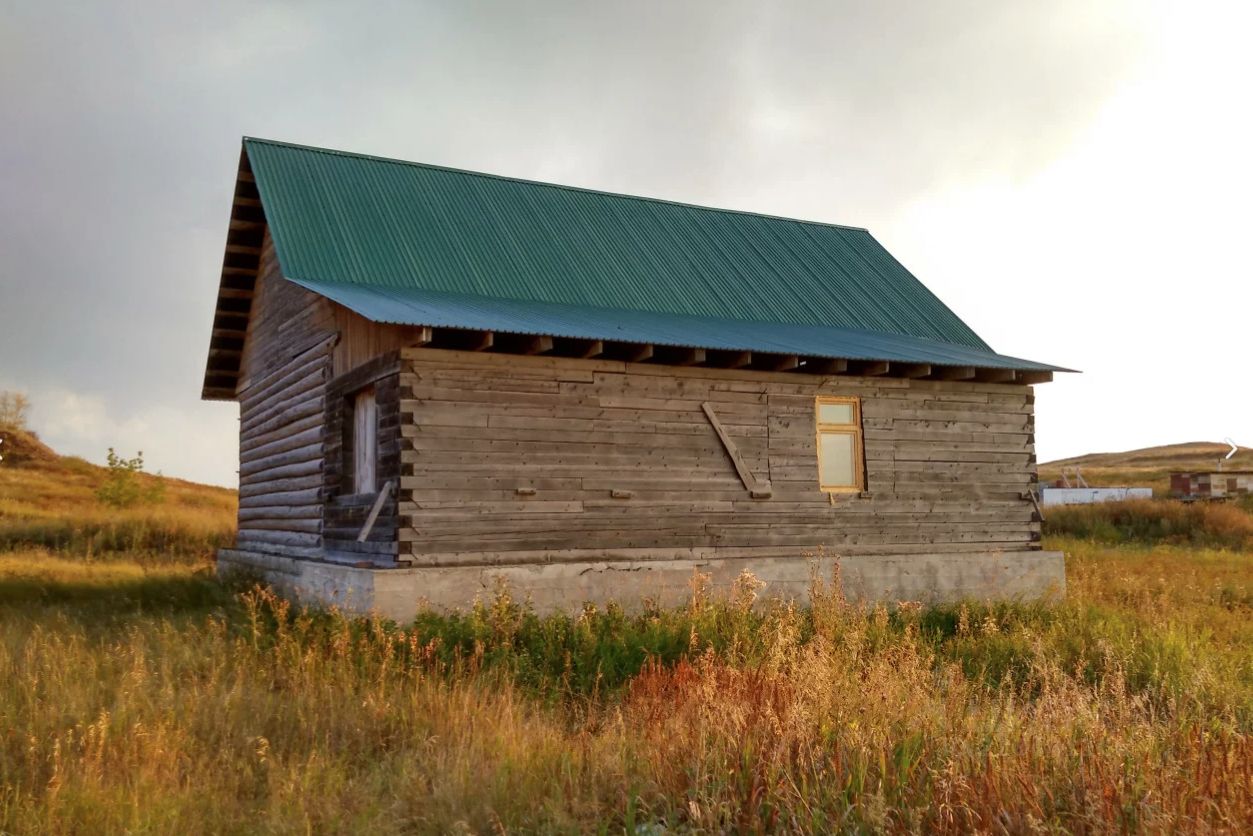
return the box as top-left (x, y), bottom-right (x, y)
top-left (97, 448), bottom-right (165, 508)
top-left (0, 391), bottom-right (30, 430)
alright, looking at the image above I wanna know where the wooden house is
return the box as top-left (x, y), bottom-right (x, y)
top-left (203, 138), bottom-right (1067, 616)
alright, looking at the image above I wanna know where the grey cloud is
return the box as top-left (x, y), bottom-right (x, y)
top-left (0, 0), bottom-right (1152, 483)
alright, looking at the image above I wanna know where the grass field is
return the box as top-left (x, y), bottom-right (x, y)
top-left (1, 437), bottom-right (1250, 832)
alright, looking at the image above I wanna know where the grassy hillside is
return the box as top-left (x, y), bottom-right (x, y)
top-left (1040, 441), bottom-right (1253, 495)
top-left (0, 428), bottom-right (236, 560)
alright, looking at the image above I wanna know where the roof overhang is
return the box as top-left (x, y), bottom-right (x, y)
top-left (291, 277), bottom-right (1073, 380)
top-left (201, 147), bottom-right (265, 400)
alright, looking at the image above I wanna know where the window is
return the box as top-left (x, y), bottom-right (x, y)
top-left (815, 396), bottom-right (864, 492)
top-left (344, 386), bottom-right (378, 494)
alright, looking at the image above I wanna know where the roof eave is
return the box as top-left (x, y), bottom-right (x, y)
top-left (200, 144), bottom-right (266, 401)
top-left (291, 278), bottom-right (1074, 383)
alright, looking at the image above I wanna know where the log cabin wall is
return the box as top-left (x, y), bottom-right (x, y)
top-left (396, 348), bottom-right (1041, 567)
top-left (234, 230), bottom-right (337, 559)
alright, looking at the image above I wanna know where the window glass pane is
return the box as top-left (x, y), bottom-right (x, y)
top-left (817, 401), bottom-right (854, 424)
top-left (818, 431), bottom-right (856, 488)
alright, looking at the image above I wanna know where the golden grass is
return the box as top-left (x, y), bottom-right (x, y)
top-left (1045, 497), bottom-right (1253, 550)
top-left (0, 542), bottom-right (1249, 833)
top-left (0, 443), bottom-right (235, 560)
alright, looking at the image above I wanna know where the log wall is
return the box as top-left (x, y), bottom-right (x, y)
top-left (396, 349), bottom-right (1041, 567)
top-left (234, 231), bottom-right (336, 559)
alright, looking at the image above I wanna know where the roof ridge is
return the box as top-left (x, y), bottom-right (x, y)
top-left (242, 136), bottom-right (871, 234)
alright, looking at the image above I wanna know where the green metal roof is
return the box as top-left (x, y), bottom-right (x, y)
top-left (229, 137), bottom-right (1063, 376)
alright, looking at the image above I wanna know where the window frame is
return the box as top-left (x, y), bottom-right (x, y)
top-left (814, 395), bottom-right (865, 493)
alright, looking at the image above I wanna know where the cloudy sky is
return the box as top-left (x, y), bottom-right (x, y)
top-left (2, 0), bottom-right (1249, 486)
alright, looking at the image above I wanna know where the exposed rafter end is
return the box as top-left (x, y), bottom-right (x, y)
top-left (706, 349), bottom-right (752, 369)
top-left (650, 346), bottom-right (706, 366)
top-left (1018, 371), bottom-right (1053, 385)
top-left (850, 360), bottom-right (890, 377)
top-left (492, 333), bottom-right (553, 355)
top-left (431, 328), bottom-right (494, 351)
top-left (933, 366), bottom-right (976, 381)
top-left (603, 341), bottom-right (654, 363)
top-left (895, 363), bottom-right (932, 379)
top-left (800, 358), bottom-right (848, 375)
top-left (408, 326), bottom-right (433, 347)
top-left (975, 368), bottom-right (1018, 383)
top-left (552, 337), bottom-right (604, 359)
top-left (753, 353), bottom-right (799, 371)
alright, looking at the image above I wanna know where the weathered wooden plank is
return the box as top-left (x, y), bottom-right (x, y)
top-left (701, 402), bottom-right (769, 494)
top-left (239, 441), bottom-right (323, 478)
top-left (238, 488), bottom-right (322, 508)
top-left (240, 423), bottom-right (324, 461)
top-left (239, 457), bottom-right (322, 484)
top-left (238, 474), bottom-right (324, 498)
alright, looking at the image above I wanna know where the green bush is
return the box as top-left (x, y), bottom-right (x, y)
top-left (96, 448), bottom-right (165, 508)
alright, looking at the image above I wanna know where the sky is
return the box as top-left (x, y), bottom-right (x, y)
top-left (1, 0), bottom-right (1250, 487)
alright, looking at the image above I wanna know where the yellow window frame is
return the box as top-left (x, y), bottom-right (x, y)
top-left (814, 395), bottom-right (864, 493)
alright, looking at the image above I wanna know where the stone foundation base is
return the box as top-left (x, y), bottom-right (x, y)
top-left (217, 549), bottom-right (1066, 620)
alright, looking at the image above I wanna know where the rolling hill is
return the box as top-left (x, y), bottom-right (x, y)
top-left (0, 427), bottom-right (236, 560)
top-left (1040, 441), bottom-right (1253, 495)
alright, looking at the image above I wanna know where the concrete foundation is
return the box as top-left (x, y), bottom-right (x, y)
top-left (218, 549), bottom-right (1066, 621)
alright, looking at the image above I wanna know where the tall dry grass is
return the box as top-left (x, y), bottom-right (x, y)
top-left (1045, 497), bottom-right (1253, 550)
top-left (1, 544), bottom-right (1249, 833)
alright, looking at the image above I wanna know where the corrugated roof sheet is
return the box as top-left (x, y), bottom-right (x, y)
top-left (242, 137), bottom-right (1063, 371)
top-left (294, 279), bottom-right (1062, 371)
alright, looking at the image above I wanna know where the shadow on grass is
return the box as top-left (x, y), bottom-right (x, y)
top-left (0, 570), bottom-right (235, 616)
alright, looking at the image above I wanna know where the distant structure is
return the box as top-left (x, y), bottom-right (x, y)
top-left (1040, 487), bottom-right (1153, 506)
top-left (1040, 466), bottom-right (1152, 506)
top-left (201, 138), bottom-right (1068, 617)
top-left (1171, 472), bottom-right (1253, 501)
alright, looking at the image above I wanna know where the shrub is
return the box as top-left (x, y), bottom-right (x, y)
top-left (96, 448), bottom-right (166, 508)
